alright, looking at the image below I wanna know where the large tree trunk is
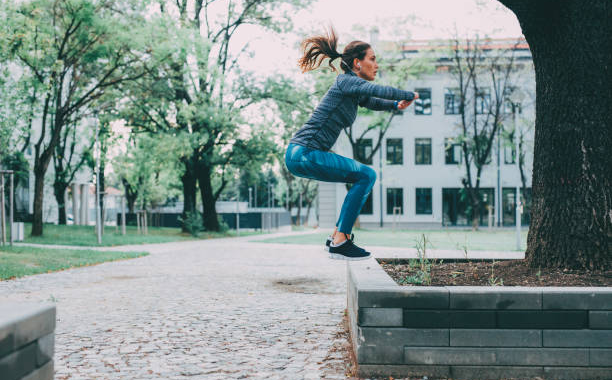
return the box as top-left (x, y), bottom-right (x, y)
top-left (197, 162), bottom-right (220, 232)
top-left (53, 182), bottom-right (68, 225)
top-left (180, 158), bottom-right (198, 233)
top-left (31, 167), bottom-right (46, 236)
top-left (98, 161), bottom-right (105, 226)
top-left (122, 178), bottom-right (138, 213)
top-left (470, 195), bottom-right (481, 231)
top-left (498, 0), bottom-right (612, 270)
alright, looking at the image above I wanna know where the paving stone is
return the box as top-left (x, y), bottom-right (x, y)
top-left (450, 311), bottom-right (496, 328)
top-left (542, 288), bottom-right (612, 310)
top-left (448, 286), bottom-right (542, 310)
top-left (450, 329), bottom-right (541, 347)
top-left (35, 333), bottom-right (54, 367)
top-left (402, 310), bottom-right (497, 328)
top-left (450, 365), bottom-right (544, 379)
top-left (403, 347), bottom-right (589, 366)
top-left (359, 307), bottom-right (403, 326)
top-left (0, 303), bottom-right (55, 356)
top-left (21, 360), bottom-right (54, 380)
top-left (544, 366), bottom-right (612, 380)
top-left (590, 349), bottom-right (612, 366)
top-left (0, 342), bottom-right (38, 380)
top-left (496, 310), bottom-right (588, 329)
top-left (358, 327), bottom-right (448, 364)
top-left (590, 311), bottom-right (612, 329)
top-left (403, 310), bottom-right (450, 328)
top-left (543, 330), bottom-right (612, 348)
top-left (358, 287), bottom-right (449, 309)
top-left (358, 364), bottom-right (451, 378)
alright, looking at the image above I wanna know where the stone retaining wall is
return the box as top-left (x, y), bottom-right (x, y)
top-left (0, 303), bottom-right (55, 380)
top-left (347, 260), bottom-right (612, 380)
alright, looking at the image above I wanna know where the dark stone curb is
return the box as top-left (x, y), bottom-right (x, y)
top-left (0, 303), bottom-right (55, 380)
top-left (347, 260), bottom-right (612, 379)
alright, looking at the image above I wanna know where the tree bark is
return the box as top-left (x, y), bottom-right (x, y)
top-left (498, 0), bottom-right (612, 270)
top-left (31, 167), bottom-right (46, 236)
top-left (180, 157), bottom-right (198, 232)
top-left (197, 162), bottom-right (220, 232)
top-left (53, 182), bottom-right (68, 225)
top-left (122, 178), bottom-right (138, 213)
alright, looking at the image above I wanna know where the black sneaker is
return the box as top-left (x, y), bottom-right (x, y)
top-left (329, 239), bottom-right (371, 261)
top-left (325, 233), bottom-right (359, 252)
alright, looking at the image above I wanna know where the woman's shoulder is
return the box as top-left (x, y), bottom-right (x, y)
top-left (336, 72), bottom-right (364, 91)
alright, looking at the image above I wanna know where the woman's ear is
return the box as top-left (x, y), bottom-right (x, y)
top-left (353, 58), bottom-right (361, 69)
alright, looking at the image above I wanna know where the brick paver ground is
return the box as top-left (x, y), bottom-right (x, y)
top-left (0, 231), bottom-right (357, 379)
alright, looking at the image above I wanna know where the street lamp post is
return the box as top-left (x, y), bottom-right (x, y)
top-left (510, 89), bottom-right (525, 251)
top-left (94, 114), bottom-right (102, 244)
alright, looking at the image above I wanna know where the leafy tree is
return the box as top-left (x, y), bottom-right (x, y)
top-left (4, 0), bottom-right (150, 236)
top-left (120, 0), bottom-right (308, 231)
top-left (496, 0), bottom-right (611, 270)
top-left (52, 116), bottom-right (94, 225)
top-left (112, 132), bottom-right (182, 215)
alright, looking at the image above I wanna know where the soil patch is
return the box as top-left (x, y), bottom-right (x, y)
top-left (379, 259), bottom-right (612, 287)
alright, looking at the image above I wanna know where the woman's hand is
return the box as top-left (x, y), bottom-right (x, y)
top-left (397, 92), bottom-right (419, 110)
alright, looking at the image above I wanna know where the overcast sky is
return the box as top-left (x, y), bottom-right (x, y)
top-left (232, 0), bottom-right (522, 76)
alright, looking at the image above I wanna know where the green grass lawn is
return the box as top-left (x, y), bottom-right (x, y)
top-left (22, 223), bottom-right (262, 247)
top-left (256, 228), bottom-right (529, 252)
top-left (0, 245), bottom-right (148, 281)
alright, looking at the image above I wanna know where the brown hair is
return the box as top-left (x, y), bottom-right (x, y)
top-left (298, 27), bottom-right (371, 74)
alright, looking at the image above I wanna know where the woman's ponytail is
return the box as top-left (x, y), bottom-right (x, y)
top-left (298, 27), bottom-right (342, 73)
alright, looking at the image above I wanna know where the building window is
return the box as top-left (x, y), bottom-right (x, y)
top-left (503, 87), bottom-right (523, 114)
top-left (444, 88), bottom-right (461, 114)
top-left (386, 188), bottom-right (403, 215)
top-left (416, 188), bottom-right (432, 215)
top-left (415, 138), bottom-right (432, 165)
top-left (355, 138), bottom-right (373, 165)
top-left (475, 87), bottom-right (491, 114)
top-left (414, 88), bottom-right (432, 115)
top-left (504, 144), bottom-right (516, 164)
top-left (445, 137), bottom-right (462, 164)
top-left (386, 138), bottom-right (403, 165)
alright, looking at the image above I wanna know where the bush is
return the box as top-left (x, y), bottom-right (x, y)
top-left (179, 211), bottom-right (203, 237)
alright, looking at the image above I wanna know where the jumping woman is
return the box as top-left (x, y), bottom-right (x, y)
top-left (285, 27), bottom-right (418, 261)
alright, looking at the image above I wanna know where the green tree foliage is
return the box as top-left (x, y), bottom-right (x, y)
top-left (119, 0), bottom-right (309, 231)
top-left (3, 0), bottom-right (153, 236)
top-left (112, 133), bottom-right (182, 214)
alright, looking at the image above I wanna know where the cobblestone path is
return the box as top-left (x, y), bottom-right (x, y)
top-left (0, 233), bottom-right (354, 379)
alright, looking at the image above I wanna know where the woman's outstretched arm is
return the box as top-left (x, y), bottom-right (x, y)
top-left (338, 75), bottom-right (416, 101)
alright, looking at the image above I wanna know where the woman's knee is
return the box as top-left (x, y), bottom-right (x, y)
top-left (361, 167), bottom-right (377, 187)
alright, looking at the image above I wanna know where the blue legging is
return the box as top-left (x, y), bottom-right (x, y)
top-left (285, 143), bottom-right (376, 234)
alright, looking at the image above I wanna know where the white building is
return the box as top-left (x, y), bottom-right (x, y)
top-left (318, 39), bottom-right (535, 229)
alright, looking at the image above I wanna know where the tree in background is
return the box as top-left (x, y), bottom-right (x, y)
top-left (52, 116), bottom-right (94, 225)
top-left (447, 35), bottom-right (524, 229)
top-left (120, 0), bottom-right (308, 232)
top-left (112, 132), bottom-right (182, 217)
top-left (496, 0), bottom-right (611, 270)
top-left (4, 0), bottom-right (150, 236)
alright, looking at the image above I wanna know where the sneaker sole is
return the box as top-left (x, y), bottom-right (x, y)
top-left (329, 252), bottom-right (371, 261)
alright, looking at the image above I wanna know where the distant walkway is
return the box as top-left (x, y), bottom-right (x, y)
top-left (1, 231), bottom-right (348, 379)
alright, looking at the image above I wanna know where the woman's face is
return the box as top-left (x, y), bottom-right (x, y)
top-left (354, 48), bottom-right (378, 81)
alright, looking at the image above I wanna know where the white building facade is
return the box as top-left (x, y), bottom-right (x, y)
top-left (318, 40), bottom-right (535, 229)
